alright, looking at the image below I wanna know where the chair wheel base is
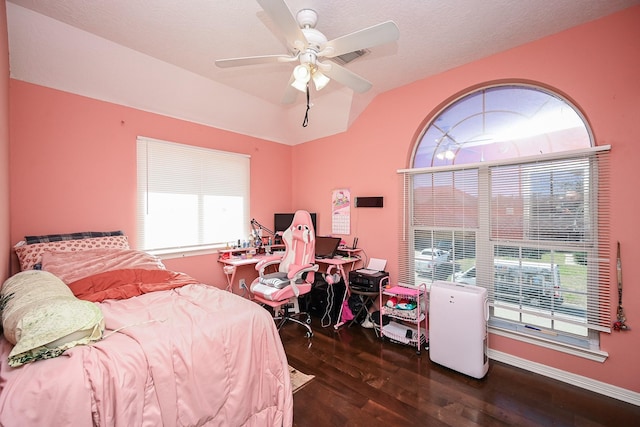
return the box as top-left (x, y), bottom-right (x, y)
top-left (272, 309), bottom-right (314, 339)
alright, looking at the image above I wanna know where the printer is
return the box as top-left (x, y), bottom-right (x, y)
top-left (349, 269), bottom-right (389, 292)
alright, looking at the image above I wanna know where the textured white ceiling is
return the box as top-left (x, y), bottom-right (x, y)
top-left (7, 0), bottom-right (639, 144)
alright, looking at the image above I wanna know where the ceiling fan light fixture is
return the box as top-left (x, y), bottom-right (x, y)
top-left (293, 64), bottom-right (311, 82)
top-left (291, 64), bottom-right (312, 92)
top-left (291, 78), bottom-right (308, 92)
top-left (312, 70), bottom-right (330, 91)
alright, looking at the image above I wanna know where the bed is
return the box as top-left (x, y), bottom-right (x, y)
top-left (0, 232), bottom-right (293, 426)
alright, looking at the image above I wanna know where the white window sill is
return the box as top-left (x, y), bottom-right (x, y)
top-left (489, 325), bottom-right (608, 363)
top-left (147, 245), bottom-right (222, 260)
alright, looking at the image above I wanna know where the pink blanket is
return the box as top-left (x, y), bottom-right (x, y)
top-left (0, 276), bottom-right (293, 426)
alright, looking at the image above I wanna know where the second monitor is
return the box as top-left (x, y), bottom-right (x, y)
top-left (274, 212), bottom-right (317, 235)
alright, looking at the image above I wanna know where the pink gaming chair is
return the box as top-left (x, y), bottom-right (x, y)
top-left (250, 210), bottom-right (319, 337)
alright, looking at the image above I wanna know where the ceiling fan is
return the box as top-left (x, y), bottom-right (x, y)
top-left (215, 0), bottom-right (400, 103)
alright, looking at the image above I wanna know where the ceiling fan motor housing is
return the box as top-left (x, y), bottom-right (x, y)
top-left (299, 52), bottom-right (317, 67)
top-left (301, 28), bottom-right (327, 53)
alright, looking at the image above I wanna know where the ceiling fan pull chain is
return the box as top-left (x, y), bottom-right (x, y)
top-left (302, 84), bottom-right (310, 127)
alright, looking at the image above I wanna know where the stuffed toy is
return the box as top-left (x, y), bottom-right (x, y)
top-left (396, 298), bottom-right (417, 310)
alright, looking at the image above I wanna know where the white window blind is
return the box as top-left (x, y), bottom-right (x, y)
top-left (397, 167), bottom-right (479, 286)
top-left (399, 147), bottom-right (611, 343)
top-left (136, 137), bottom-right (250, 253)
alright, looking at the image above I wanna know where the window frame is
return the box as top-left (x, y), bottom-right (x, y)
top-left (400, 84), bottom-right (610, 361)
top-left (136, 136), bottom-right (250, 257)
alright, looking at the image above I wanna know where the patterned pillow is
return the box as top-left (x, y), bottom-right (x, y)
top-left (14, 235), bottom-right (130, 271)
top-left (1, 270), bottom-right (104, 367)
top-left (25, 230), bottom-right (124, 245)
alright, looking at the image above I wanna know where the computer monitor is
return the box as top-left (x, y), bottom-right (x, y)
top-left (314, 236), bottom-right (341, 259)
top-left (274, 212), bottom-right (317, 235)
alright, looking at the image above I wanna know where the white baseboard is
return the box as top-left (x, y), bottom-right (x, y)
top-left (488, 349), bottom-right (640, 406)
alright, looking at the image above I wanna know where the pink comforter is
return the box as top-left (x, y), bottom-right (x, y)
top-left (68, 268), bottom-right (202, 302)
top-left (0, 276), bottom-right (293, 426)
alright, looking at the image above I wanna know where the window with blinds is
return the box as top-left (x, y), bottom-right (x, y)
top-left (136, 137), bottom-right (250, 253)
top-left (400, 84), bottom-right (612, 352)
top-left (398, 147), bottom-right (611, 348)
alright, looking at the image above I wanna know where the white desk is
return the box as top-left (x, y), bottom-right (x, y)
top-left (315, 257), bottom-right (361, 284)
top-left (218, 254), bottom-right (277, 293)
top-left (219, 250), bottom-right (363, 328)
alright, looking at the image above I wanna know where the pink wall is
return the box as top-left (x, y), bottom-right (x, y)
top-left (7, 5), bottom-right (640, 395)
top-left (8, 81), bottom-right (293, 285)
top-left (292, 6), bottom-right (640, 393)
top-left (0, 1), bottom-right (9, 281)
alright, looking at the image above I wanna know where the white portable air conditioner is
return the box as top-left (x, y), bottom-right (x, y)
top-left (429, 281), bottom-right (489, 379)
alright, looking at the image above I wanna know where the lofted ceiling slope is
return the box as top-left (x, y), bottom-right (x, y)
top-left (6, 0), bottom-right (639, 145)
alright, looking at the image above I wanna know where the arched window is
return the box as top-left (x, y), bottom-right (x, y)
top-left (399, 84), bottom-right (610, 358)
top-left (413, 85), bottom-right (591, 168)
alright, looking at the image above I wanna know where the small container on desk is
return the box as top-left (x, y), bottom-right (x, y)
top-left (379, 283), bottom-right (428, 355)
top-left (218, 246), bottom-right (250, 258)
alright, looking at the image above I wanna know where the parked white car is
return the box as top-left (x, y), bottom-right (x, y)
top-left (454, 260), bottom-right (564, 306)
top-left (415, 248), bottom-right (450, 277)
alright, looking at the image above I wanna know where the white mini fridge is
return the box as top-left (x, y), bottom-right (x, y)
top-left (429, 281), bottom-right (489, 379)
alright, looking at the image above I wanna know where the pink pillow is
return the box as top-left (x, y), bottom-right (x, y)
top-left (41, 248), bottom-right (165, 284)
top-left (14, 235), bottom-right (130, 271)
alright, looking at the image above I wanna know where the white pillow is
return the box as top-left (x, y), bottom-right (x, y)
top-left (1, 270), bottom-right (104, 367)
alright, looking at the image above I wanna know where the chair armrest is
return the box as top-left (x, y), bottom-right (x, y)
top-left (255, 256), bottom-right (282, 276)
top-left (286, 263), bottom-right (319, 297)
top-left (287, 263), bottom-right (320, 280)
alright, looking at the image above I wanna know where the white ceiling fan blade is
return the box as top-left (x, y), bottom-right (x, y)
top-left (215, 54), bottom-right (296, 68)
top-left (320, 62), bottom-right (372, 93)
top-left (322, 21), bottom-right (399, 58)
top-left (257, 0), bottom-right (308, 52)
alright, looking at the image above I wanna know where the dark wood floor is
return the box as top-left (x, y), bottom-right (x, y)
top-left (280, 316), bottom-right (640, 427)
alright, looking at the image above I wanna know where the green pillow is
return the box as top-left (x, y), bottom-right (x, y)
top-left (1, 270), bottom-right (104, 367)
